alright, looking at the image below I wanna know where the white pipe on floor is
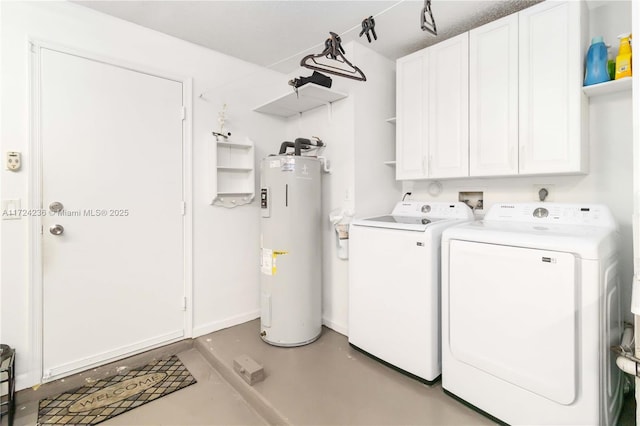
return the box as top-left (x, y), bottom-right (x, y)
top-left (615, 324), bottom-right (637, 376)
top-left (617, 356), bottom-right (639, 376)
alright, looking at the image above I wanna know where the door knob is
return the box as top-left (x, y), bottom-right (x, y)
top-left (49, 224), bottom-right (64, 235)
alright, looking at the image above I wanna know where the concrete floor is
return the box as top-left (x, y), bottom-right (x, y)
top-left (195, 320), bottom-right (493, 425)
top-left (5, 319), bottom-right (638, 425)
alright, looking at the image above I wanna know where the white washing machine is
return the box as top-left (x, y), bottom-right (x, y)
top-left (349, 201), bottom-right (474, 383)
top-left (441, 203), bottom-right (623, 425)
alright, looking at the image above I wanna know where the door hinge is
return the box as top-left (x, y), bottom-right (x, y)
top-left (180, 201), bottom-right (186, 215)
top-left (182, 297), bottom-right (187, 311)
top-left (180, 106), bottom-right (186, 121)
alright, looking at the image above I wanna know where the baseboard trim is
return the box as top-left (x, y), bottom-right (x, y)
top-left (193, 310), bottom-right (260, 338)
top-left (322, 317), bottom-right (347, 336)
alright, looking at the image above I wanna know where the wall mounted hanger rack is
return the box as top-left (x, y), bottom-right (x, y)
top-left (300, 32), bottom-right (367, 82)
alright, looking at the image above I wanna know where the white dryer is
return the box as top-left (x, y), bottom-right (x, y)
top-left (441, 203), bottom-right (623, 425)
top-left (349, 201), bottom-right (474, 383)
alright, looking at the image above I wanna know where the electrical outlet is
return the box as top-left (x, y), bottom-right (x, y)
top-left (533, 184), bottom-right (554, 202)
top-left (6, 152), bottom-right (21, 171)
top-left (2, 199), bottom-right (21, 220)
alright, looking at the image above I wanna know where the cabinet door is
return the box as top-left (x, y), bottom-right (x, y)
top-left (396, 50), bottom-right (428, 180)
top-left (519, 1), bottom-right (588, 175)
top-left (428, 32), bottom-right (469, 178)
top-left (469, 14), bottom-right (519, 176)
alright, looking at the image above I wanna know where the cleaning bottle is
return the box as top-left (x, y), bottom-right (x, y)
top-left (607, 44), bottom-right (616, 80)
top-left (584, 36), bottom-right (610, 86)
top-left (615, 33), bottom-right (632, 79)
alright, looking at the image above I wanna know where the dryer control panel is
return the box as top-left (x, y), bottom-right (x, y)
top-left (485, 203), bottom-right (616, 228)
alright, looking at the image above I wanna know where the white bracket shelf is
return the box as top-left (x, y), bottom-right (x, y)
top-left (253, 83), bottom-right (347, 118)
top-left (582, 77), bottom-right (632, 98)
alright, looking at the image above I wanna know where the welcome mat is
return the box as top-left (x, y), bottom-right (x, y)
top-left (37, 355), bottom-right (196, 425)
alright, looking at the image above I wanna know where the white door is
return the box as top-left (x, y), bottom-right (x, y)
top-left (469, 14), bottom-right (519, 176)
top-left (428, 33), bottom-right (469, 178)
top-left (39, 48), bottom-right (186, 380)
top-left (395, 50), bottom-right (428, 180)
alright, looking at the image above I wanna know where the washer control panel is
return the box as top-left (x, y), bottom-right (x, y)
top-left (391, 201), bottom-right (474, 220)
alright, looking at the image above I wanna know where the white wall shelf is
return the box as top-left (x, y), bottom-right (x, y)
top-left (209, 136), bottom-right (255, 208)
top-left (253, 83), bottom-right (347, 118)
top-left (217, 166), bottom-right (253, 172)
top-left (217, 140), bottom-right (253, 149)
top-left (384, 117), bottom-right (396, 165)
top-left (582, 77), bottom-right (632, 97)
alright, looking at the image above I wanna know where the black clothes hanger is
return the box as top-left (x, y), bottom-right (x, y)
top-left (300, 32), bottom-right (367, 82)
top-left (359, 16), bottom-right (377, 43)
top-left (421, 0), bottom-right (437, 36)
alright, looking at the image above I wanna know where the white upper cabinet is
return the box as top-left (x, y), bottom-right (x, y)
top-left (428, 33), bottom-right (469, 178)
top-left (396, 0), bottom-right (587, 181)
top-left (469, 14), bottom-right (519, 176)
top-left (518, 0), bottom-right (588, 175)
top-left (396, 49), bottom-right (428, 180)
top-left (396, 33), bottom-right (469, 180)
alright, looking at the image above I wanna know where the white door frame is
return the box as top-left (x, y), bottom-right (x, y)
top-left (28, 39), bottom-right (193, 385)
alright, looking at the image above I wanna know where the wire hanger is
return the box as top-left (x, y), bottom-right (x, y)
top-left (300, 32), bottom-right (367, 82)
top-left (421, 0), bottom-right (438, 36)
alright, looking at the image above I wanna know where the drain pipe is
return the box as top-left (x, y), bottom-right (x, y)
top-left (612, 323), bottom-right (639, 376)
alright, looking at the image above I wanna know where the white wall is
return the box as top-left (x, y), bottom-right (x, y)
top-left (0, 1), bottom-right (286, 389)
top-left (404, 1), bottom-right (634, 320)
top-left (631, 0), bottom-right (640, 421)
top-left (278, 42), bottom-right (401, 334)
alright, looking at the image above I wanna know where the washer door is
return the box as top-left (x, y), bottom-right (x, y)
top-left (349, 225), bottom-right (437, 380)
top-left (448, 240), bottom-right (577, 405)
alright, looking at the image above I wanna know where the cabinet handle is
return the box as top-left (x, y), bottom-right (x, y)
top-left (422, 156), bottom-right (427, 174)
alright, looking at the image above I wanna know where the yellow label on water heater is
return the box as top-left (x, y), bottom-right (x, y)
top-left (272, 250), bottom-right (288, 275)
top-left (261, 249), bottom-right (288, 276)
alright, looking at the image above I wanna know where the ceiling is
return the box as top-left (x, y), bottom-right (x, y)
top-left (74, 0), bottom-right (543, 74)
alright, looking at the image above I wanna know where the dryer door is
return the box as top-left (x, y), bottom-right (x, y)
top-left (448, 240), bottom-right (577, 405)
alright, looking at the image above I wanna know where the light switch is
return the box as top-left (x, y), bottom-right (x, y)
top-left (6, 152), bottom-right (21, 171)
top-left (2, 199), bottom-right (21, 220)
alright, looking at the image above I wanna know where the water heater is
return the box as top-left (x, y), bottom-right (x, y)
top-left (259, 154), bottom-right (322, 346)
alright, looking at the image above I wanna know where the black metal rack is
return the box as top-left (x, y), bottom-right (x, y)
top-left (0, 344), bottom-right (15, 426)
